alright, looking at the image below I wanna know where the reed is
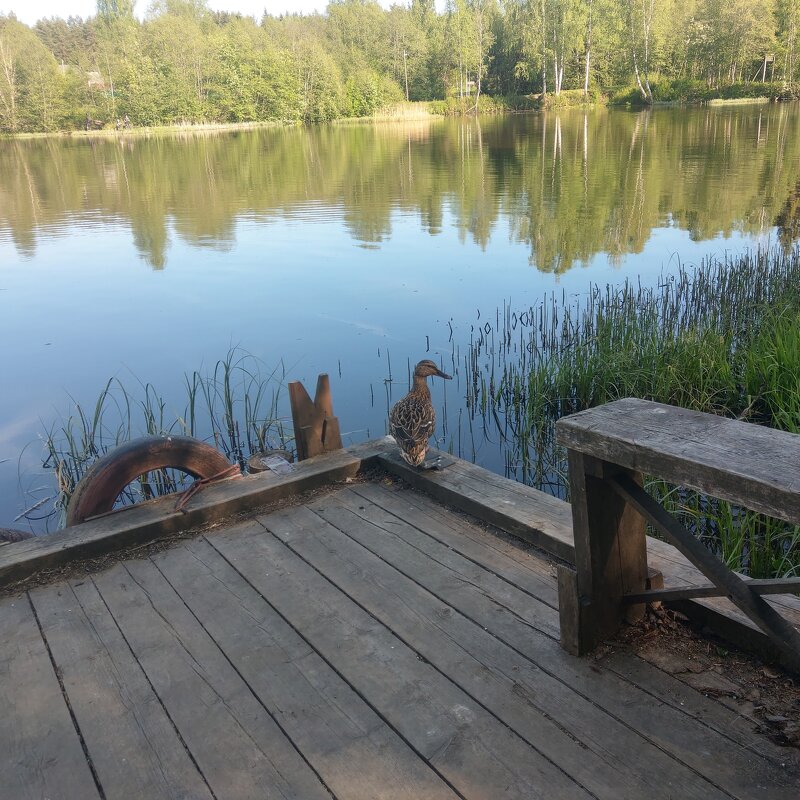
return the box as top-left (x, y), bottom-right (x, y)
top-left (463, 246), bottom-right (800, 577)
top-left (40, 349), bottom-right (289, 528)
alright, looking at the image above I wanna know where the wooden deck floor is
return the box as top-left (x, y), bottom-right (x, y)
top-left (3, 480), bottom-right (799, 799)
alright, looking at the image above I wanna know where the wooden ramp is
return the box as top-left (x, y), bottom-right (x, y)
top-left (2, 449), bottom-right (799, 799)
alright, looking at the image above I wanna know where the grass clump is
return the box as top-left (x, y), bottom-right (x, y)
top-left (40, 349), bottom-right (290, 529)
top-left (464, 247), bottom-right (800, 578)
top-left (428, 94), bottom-right (537, 116)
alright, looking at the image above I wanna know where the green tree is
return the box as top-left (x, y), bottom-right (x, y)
top-left (97, 0), bottom-right (136, 23)
top-left (0, 15), bottom-right (66, 132)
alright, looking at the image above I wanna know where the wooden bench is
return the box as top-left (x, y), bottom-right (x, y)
top-left (555, 398), bottom-right (800, 673)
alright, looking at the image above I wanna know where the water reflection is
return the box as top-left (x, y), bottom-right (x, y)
top-left (3, 105), bottom-right (799, 271)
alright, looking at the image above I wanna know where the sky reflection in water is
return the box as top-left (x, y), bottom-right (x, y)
top-left (1, 105), bottom-right (798, 529)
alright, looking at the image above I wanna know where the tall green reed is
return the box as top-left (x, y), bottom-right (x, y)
top-left (41, 349), bottom-right (289, 528)
top-left (464, 246), bottom-right (800, 578)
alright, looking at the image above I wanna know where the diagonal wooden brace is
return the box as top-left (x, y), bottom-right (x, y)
top-left (608, 474), bottom-right (800, 674)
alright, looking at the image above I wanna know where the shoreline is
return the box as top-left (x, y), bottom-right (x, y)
top-left (0, 95), bottom-right (794, 141)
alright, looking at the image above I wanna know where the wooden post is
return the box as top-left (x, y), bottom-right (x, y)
top-left (559, 451), bottom-right (648, 655)
top-left (288, 374), bottom-right (343, 462)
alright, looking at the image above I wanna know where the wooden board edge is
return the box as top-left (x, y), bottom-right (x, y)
top-left (0, 439), bottom-right (392, 590)
top-left (375, 448), bottom-right (800, 669)
top-left (376, 450), bottom-right (577, 563)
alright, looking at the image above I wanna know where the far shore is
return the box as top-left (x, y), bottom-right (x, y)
top-left (1, 95), bottom-right (794, 141)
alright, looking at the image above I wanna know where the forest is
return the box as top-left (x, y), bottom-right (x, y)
top-left (0, 0), bottom-right (799, 133)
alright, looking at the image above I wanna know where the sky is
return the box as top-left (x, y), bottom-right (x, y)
top-left (0, 0), bottom-right (380, 26)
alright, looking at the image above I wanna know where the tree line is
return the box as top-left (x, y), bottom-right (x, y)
top-left (0, 0), bottom-right (798, 133)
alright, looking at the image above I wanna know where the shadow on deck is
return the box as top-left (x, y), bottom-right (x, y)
top-left (1, 439), bottom-right (799, 799)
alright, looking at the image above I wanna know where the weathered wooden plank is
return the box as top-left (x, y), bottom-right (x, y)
top-left (556, 398), bottom-right (800, 525)
top-left (563, 452), bottom-right (648, 654)
top-left (379, 455), bottom-right (800, 656)
top-left (0, 438), bottom-right (391, 589)
top-left (330, 488), bottom-right (560, 637)
top-left (92, 560), bottom-right (332, 800)
top-left (596, 647), bottom-right (796, 764)
top-left (29, 580), bottom-right (214, 800)
top-left (610, 474), bottom-right (800, 673)
top-left (355, 487), bottom-right (793, 764)
top-left (0, 595), bottom-right (101, 800)
top-left (152, 539), bottom-right (459, 800)
top-left (208, 518), bottom-right (594, 800)
top-left (266, 498), bottom-right (754, 800)
top-left (352, 482), bottom-right (560, 608)
top-left (301, 492), bottom-right (800, 797)
top-left (377, 448), bottom-right (576, 561)
top-left (623, 577), bottom-right (800, 603)
top-left (648, 536), bottom-right (800, 616)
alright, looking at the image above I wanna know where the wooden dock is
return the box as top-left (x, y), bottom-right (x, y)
top-left (2, 438), bottom-right (799, 799)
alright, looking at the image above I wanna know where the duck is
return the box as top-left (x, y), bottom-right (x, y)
top-left (389, 359), bottom-right (452, 467)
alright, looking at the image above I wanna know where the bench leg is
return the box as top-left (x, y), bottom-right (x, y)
top-left (559, 450), bottom-right (648, 655)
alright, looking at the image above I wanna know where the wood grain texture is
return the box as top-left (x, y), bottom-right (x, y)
top-left (377, 448), bottom-right (576, 560)
top-left (556, 398), bottom-right (800, 524)
top-left (0, 437), bottom-right (392, 589)
top-left (92, 559), bottom-right (331, 800)
top-left (0, 595), bottom-right (101, 800)
top-left (300, 490), bottom-right (800, 799)
top-left (29, 579), bottom-right (214, 800)
top-left (210, 518), bottom-right (594, 800)
top-left (378, 451), bottom-right (800, 657)
top-left (152, 538), bottom-right (459, 800)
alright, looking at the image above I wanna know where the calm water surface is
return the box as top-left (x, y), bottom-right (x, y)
top-left (2, 105), bottom-right (799, 530)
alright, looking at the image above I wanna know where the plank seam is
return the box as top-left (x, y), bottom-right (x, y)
top-left (88, 575), bottom-right (221, 800)
top-left (309, 507), bottom-right (743, 797)
top-left (27, 592), bottom-right (108, 800)
top-left (325, 498), bottom-right (559, 635)
top-left (147, 552), bottom-right (339, 800)
top-left (251, 517), bottom-right (600, 800)
top-left (348, 485), bottom-right (560, 611)
top-left (366, 487), bottom-right (787, 762)
top-left (204, 533), bottom-right (472, 800)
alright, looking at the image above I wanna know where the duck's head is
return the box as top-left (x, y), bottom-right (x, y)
top-left (414, 359), bottom-right (452, 380)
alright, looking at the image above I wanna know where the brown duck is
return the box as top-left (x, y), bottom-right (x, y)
top-left (389, 359), bottom-right (452, 467)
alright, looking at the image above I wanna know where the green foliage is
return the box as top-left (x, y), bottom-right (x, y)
top-left (428, 93), bottom-right (536, 114)
top-left (3, 0), bottom-right (799, 133)
top-left (540, 87), bottom-right (603, 108)
top-left (465, 247), bottom-right (800, 577)
top-left (41, 349), bottom-right (290, 528)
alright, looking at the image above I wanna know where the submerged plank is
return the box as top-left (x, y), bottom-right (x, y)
top-left (92, 560), bottom-right (331, 800)
top-left (0, 595), bottom-right (101, 800)
top-left (30, 579), bottom-right (214, 800)
top-left (208, 518), bottom-right (594, 800)
top-left (152, 539), bottom-right (458, 800)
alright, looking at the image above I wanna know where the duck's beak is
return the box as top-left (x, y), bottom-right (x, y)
top-left (437, 368), bottom-right (452, 380)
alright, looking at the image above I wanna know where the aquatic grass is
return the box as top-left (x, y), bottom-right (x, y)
top-left (463, 246), bottom-right (800, 577)
top-left (39, 349), bottom-right (290, 529)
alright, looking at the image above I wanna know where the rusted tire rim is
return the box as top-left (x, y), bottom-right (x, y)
top-left (66, 435), bottom-right (238, 527)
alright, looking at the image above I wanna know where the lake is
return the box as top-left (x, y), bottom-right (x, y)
top-left (2, 104), bottom-right (799, 531)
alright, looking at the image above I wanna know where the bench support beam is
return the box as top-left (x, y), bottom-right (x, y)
top-left (559, 452), bottom-right (648, 655)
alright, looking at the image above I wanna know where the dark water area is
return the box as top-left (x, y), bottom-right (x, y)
top-left (2, 105), bottom-right (799, 531)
